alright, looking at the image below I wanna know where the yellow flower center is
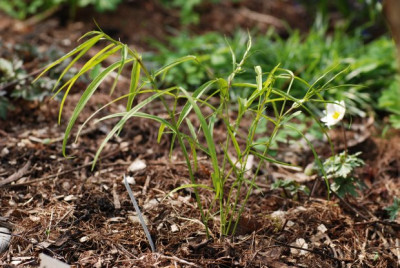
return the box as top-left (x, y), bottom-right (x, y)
top-left (332, 111), bottom-right (341, 119)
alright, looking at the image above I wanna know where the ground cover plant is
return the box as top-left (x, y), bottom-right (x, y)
top-left (146, 21), bottom-right (400, 127)
top-left (1, 1), bottom-right (400, 267)
top-left (0, 42), bottom-right (77, 119)
top-left (0, 0), bottom-right (123, 20)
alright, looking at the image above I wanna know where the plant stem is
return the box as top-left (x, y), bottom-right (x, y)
top-left (341, 121), bottom-right (348, 157)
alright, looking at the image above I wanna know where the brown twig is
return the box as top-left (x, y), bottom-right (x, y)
top-left (354, 220), bottom-right (400, 229)
top-left (0, 68), bottom-right (44, 93)
top-left (2, 149), bottom-right (122, 188)
top-left (331, 191), bottom-right (369, 221)
top-left (239, 7), bottom-right (285, 30)
top-left (0, 159), bottom-right (31, 187)
top-left (274, 240), bottom-right (351, 263)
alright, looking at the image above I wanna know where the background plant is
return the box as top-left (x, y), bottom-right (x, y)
top-left (385, 197), bottom-right (400, 221)
top-left (322, 151), bottom-right (365, 197)
top-left (271, 179), bottom-right (310, 200)
top-left (37, 29), bottom-right (336, 237)
top-left (0, 42), bottom-right (74, 119)
top-left (0, 0), bottom-right (122, 20)
top-left (146, 21), bottom-right (399, 127)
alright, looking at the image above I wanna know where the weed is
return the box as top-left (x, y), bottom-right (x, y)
top-left (385, 197), bottom-right (400, 221)
top-left (0, 43), bottom-right (76, 119)
top-left (0, 0), bottom-right (122, 20)
top-left (378, 77), bottom-right (400, 128)
top-left (271, 179), bottom-right (310, 200)
top-left (37, 29), bottom-right (343, 238)
top-left (147, 23), bottom-right (397, 122)
top-left (323, 151), bottom-right (365, 197)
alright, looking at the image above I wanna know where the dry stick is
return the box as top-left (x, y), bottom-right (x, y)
top-left (156, 254), bottom-right (200, 268)
top-left (354, 220), bottom-right (400, 228)
top-left (331, 191), bottom-right (369, 221)
top-left (341, 121), bottom-right (348, 157)
top-left (309, 121), bottom-right (348, 200)
top-left (0, 68), bottom-right (44, 92)
top-left (2, 148), bottom-right (122, 188)
top-left (112, 182), bottom-right (121, 209)
top-left (0, 159), bottom-right (31, 187)
top-left (239, 7), bottom-right (285, 30)
top-left (308, 177), bottom-right (319, 201)
top-left (273, 240), bottom-right (351, 263)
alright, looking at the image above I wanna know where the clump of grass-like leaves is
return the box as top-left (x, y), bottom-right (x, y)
top-left (36, 29), bottom-right (334, 237)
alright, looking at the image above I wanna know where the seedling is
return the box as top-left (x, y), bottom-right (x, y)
top-left (385, 197), bottom-right (400, 221)
top-left (37, 28), bottom-right (338, 238)
top-left (271, 179), bottom-right (310, 200)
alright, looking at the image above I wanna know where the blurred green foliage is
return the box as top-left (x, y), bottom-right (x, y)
top-left (0, 43), bottom-right (75, 119)
top-left (0, 0), bottom-right (122, 20)
top-left (271, 179), bottom-right (310, 199)
top-left (159, 0), bottom-right (240, 25)
top-left (385, 197), bottom-right (400, 221)
top-left (378, 77), bottom-right (400, 128)
top-left (298, 0), bottom-right (383, 26)
top-left (145, 22), bottom-right (399, 126)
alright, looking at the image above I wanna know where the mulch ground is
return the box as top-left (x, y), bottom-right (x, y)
top-left (1, 1), bottom-right (400, 267)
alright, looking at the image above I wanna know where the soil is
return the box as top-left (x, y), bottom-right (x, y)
top-left (1, 1), bottom-right (400, 267)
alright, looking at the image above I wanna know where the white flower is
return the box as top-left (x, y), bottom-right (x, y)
top-left (321, 101), bottom-right (346, 128)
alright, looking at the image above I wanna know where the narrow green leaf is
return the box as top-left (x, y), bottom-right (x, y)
top-left (185, 118), bottom-right (198, 141)
top-left (92, 88), bottom-right (177, 169)
top-left (227, 126), bottom-right (241, 158)
top-left (33, 34), bottom-right (104, 83)
top-left (250, 150), bottom-right (295, 167)
top-left (109, 44), bottom-right (128, 95)
top-left (154, 55), bottom-right (198, 78)
top-left (163, 184), bottom-right (214, 202)
top-left (157, 123), bottom-right (166, 143)
top-left (189, 140), bottom-right (198, 172)
top-left (62, 59), bottom-right (133, 157)
top-left (127, 59), bottom-right (141, 111)
top-left (180, 88), bottom-right (220, 195)
top-left (52, 36), bottom-right (101, 91)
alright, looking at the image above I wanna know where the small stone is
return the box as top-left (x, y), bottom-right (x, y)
top-left (128, 159), bottom-right (147, 172)
top-left (170, 224), bottom-right (179, 233)
top-left (64, 195), bottom-right (77, 201)
top-left (271, 210), bottom-right (286, 221)
top-left (290, 238), bottom-right (309, 256)
top-left (128, 215), bottom-right (149, 225)
top-left (0, 147), bottom-right (9, 157)
top-left (286, 220), bottom-right (295, 227)
top-left (317, 224), bottom-right (328, 233)
top-left (79, 236), bottom-right (89, 243)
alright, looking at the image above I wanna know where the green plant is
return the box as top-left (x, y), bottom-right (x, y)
top-left (159, 0), bottom-right (201, 25)
top-left (0, 43), bottom-right (76, 119)
top-left (145, 31), bottom-right (245, 88)
top-left (385, 197), bottom-right (400, 221)
top-left (0, 0), bottom-right (122, 20)
top-left (323, 151), bottom-right (365, 197)
top-left (271, 179), bottom-right (310, 200)
top-left (378, 77), bottom-right (400, 129)
top-left (298, 0), bottom-right (383, 27)
top-left (147, 23), bottom-right (397, 120)
top-left (159, 0), bottom-right (240, 25)
top-left (37, 29), bottom-right (340, 238)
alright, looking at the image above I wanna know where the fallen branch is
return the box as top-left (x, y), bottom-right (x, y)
top-left (274, 240), bottom-right (352, 263)
top-left (239, 7), bottom-right (285, 30)
top-left (0, 159), bottom-right (31, 187)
